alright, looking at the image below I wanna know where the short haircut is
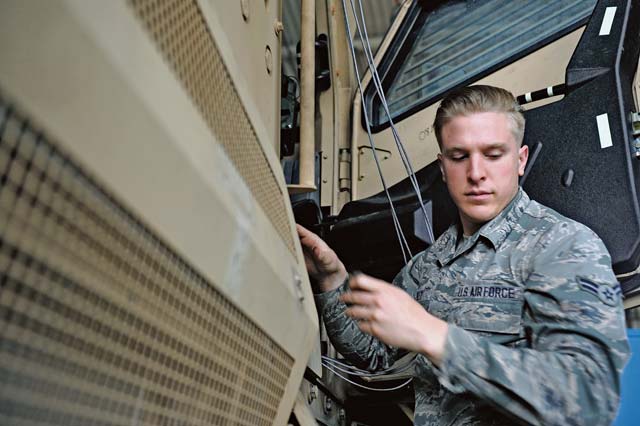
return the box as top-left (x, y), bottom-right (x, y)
top-left (433, 85), bottom-right (525, 148)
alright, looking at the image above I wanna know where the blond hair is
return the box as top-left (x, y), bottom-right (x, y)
top-left (433, 85), bottom-right (525, 148)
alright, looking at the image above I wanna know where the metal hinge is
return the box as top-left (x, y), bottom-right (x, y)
top-left (338, 148), bottom-right (351, 192)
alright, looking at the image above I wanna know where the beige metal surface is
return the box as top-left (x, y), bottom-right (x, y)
top-left (0, 99), bottom-right (293, 425)
top-left (318, 0), bottom-right (358, 213)
top-left (289, 0), bottom-right (317, 193)
top-left (624, 292), bottom-right (640, 310)
top-left (128, 0), bottom-right (296, 260)
top-left (348, 0), bottom-right (411, 205)
top-left (201, 0), bottom-right (282, 157)
top-left (350, 27), bottom-right (584, 200)
top-left (0, 1), bottom-right (318, 424)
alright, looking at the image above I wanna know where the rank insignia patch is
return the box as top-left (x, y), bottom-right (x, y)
top-left (577, 277), bottom-right (622, 307)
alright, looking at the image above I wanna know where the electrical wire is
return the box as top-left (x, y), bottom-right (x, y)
top-left (340, 0), bottom-right (413, 263)
top-left (330, 0), bottom-right (434, 393)
top-left (322, 353), bottom-right (416, 371)
top-left (322, 360), bottom-right (398, 378)
top-left (321, 354), bottom-right (416, 377)
top-left (350, 0), bottom-right (435, 244)
top-left (352, 0), bottom-right (420, 195)
top-left (322, 361), bottom-right (413, 392)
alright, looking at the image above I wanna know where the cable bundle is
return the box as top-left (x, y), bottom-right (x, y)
top-left (341, 0), bottom-right (435, 265)
top-left (321, 354), bottom-right (416, 392)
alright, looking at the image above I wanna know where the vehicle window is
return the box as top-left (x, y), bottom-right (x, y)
top-left (372, 0), bottom-right (597, 127)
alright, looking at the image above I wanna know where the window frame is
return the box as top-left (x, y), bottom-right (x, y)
top-left (363, 0), bottom-right (594, 133)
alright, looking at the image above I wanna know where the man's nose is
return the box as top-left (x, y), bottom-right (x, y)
top-left (467, 154), bottom-right (486, 182)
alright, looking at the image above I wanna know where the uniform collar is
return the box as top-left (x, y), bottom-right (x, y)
top-left (434, 187), bottom-right (530, 266)
top-left (478, 187), bottom-right (529, 249)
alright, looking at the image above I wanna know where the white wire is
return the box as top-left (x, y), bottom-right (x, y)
top-left (340, 0), bottom-right (413, 263)
top-left (353, 0), bottom-right (435, 243)
top-left (322, 362), bottom-right (413, 392)
top-left (322, 360), bottom-right (386, 377)
top-left (321, 354), bottom-right (416, 372)
top-left (321, 355), bottom-right (415, 377)
top-left (350, 0), bottom-right (435, 244)
top-left (341, 0), bottom-right (411, 260)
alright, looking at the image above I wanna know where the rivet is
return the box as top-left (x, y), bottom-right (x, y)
top-left (323, 395), bottom-right (333, 414)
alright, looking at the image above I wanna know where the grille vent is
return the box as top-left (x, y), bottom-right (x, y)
top-left (128, 0), bottom-right (297, 259)
top-left (0, 96), bottom-right (293, 425)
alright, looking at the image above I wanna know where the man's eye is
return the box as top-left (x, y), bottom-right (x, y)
top-left (486, 152), bottom-right (503, 159)
top-left (451, 154), bottom-right (467, 161)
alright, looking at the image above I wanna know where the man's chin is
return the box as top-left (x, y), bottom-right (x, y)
top-left (460, 206), bottom-right (498, 226)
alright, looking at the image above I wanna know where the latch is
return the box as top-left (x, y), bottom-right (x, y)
top-left (357, 145), bottom-right (391, 182)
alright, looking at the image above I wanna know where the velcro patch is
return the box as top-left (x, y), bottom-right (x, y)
top-left (577, 277), bottom-right (622, 307)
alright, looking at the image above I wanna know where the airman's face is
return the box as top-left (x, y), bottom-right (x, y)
top-left (438, 112), bottom-right (528, 235)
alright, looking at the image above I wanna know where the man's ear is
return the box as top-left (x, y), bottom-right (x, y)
top-left (438, 153), bottom-right (446, 182)
top-left (517, 144), bottom-right (529, 176)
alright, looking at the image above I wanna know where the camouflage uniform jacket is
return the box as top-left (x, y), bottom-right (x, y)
top-left (315, 188), bottom-right (629, 425)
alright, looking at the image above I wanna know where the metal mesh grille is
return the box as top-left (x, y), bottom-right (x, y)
top-left (0, 96), bottom-right (293, 425)
top-left (128, 0), bottom-right (297, 259)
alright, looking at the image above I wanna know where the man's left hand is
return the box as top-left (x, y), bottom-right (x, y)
top-left (340, 273), bottom-right (449, 366)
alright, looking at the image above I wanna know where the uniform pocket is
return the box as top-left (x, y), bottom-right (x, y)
top-left (415, 285), bottom-right (432, 310)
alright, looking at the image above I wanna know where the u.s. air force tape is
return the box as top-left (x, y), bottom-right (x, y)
top-left (454, 284), bottom-right (521, 300)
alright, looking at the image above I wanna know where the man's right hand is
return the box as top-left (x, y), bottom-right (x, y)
top-left (296, 224), bottom-right (347, 293)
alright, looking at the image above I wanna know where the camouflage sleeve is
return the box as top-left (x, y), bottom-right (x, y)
top-left (435, 222), bottom-right (630, 425)
top-left (313, 253), bottom-right (424, 371)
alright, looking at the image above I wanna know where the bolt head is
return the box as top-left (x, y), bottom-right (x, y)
top-left (323, 396), bottom-right (333, 414)
top-left (308, 384), bottom-right (318, 403)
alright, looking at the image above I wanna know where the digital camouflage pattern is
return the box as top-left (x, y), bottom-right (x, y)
top-left (315, 188), bottom-right (630, 425)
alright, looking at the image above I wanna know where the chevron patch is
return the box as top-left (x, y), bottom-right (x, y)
top-left (577, 277), bottom-right (622, 307)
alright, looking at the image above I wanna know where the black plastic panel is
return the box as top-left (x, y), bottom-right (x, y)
top-left (522, 0), bottom-right (640, 294)
top-left (326, 162), bottom-right (456, 282)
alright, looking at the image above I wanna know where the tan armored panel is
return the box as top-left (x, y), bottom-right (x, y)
top-left (0, 1), bottom-right (317, 425)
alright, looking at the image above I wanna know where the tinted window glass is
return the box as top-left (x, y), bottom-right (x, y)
top-left (374, 0), bottom-right (597, 126)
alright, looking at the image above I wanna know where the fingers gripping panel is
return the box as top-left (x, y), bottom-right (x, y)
top-left (128, 0), bottom-right (297, 260)
top-left (0, 99), bottom-right (293, 425)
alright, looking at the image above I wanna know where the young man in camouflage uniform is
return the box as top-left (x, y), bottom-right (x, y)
top-left (297, 85), bottom-right (630, 425)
